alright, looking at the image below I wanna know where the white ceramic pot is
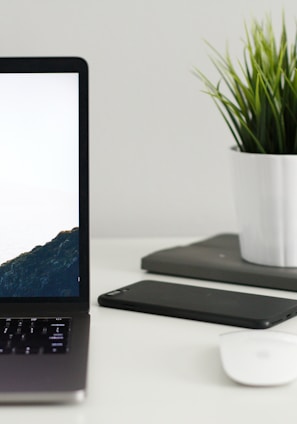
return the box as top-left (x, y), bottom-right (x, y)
top-left (230, 147), bottom-right (297, 267)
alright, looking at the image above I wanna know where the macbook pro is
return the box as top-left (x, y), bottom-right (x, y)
top-left (0, 57), bottom-right (90, 403)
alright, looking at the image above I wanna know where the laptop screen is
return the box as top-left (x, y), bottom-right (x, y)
top-left (0, 59), bottom-right (88, 300)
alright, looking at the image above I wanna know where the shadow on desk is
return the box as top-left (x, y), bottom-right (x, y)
top-left (186, 346), bottom-right (233, 387)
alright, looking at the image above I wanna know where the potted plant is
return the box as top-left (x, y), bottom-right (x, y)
top-left (195, 15), bottom-right (297, 267)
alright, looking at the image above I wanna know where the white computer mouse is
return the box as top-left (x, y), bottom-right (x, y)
top-left (219, 330), bottom-right (297, 386)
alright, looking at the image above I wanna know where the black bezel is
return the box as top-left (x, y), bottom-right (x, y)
top-left (0, 57), bottom-right (89, 308)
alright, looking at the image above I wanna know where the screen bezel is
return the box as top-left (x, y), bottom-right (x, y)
top-left (0, 57), bottom-right (89, 307)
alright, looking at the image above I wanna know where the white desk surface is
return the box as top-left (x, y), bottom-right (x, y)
top-left (5, 237), bottom-right (297, 424)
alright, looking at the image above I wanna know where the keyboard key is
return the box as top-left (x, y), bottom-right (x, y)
top-left (0, 318), bottom-right (71, 355)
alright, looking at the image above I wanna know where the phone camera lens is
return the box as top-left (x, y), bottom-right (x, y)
top-left (107, 290), bottom-right (121, 296)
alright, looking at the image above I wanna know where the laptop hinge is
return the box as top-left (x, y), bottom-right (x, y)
top-left (0, 302), bottom-right (89, 317)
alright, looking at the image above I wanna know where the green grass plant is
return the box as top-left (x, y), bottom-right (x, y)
top-left (195, 15), bottom-right (297, 154)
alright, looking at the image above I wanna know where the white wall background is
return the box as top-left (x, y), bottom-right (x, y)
top-left (0, 0), bottom-right (295, 238)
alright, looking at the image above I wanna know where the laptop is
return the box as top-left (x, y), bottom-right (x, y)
top-left (0, 57), bottom-right (90, 403)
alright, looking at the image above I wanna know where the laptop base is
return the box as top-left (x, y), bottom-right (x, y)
top-left (0, 389), bottom-right (85, 404)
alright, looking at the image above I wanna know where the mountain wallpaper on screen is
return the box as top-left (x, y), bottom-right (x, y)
top-left (0, 227), bottom-right (79, 297)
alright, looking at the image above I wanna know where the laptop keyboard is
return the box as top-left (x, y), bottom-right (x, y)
top-left (0, 318), bottom-right (71, 354)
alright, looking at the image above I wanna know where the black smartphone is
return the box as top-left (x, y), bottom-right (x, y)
top-left (98, 280), bottom-right (297, 329)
